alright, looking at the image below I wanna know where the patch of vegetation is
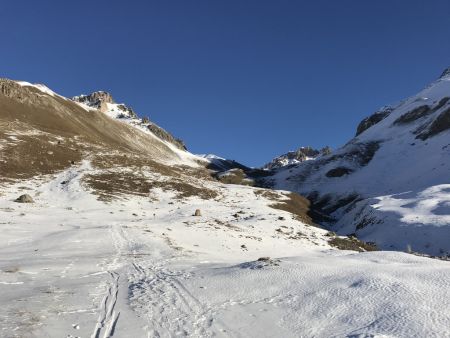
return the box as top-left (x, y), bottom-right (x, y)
top-left (0, 132), bottom-right (82, 183)
top-left (216, 169), bottom-right (254, 186)
top-left (150, 180), bottom-right (219, 200)
top-left (269, 192), bottom-right (316, 226)
top-left (328, 236), bottom-right (378, 252)
top-left (253, 189), bottom-right (280, 200)
top-left (84, 172), bottom-right (218, 202)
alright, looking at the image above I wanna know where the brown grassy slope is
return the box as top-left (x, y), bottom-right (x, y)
top-left (0, 80), bottom-right (181, 183)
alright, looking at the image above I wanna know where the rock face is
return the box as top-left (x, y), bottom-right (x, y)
top-left (72, 91), bottom-right (112, 113)
top-left (72, 91), bottom-right (138, 117)
top-left (393, 105), bottom-right (431, 125)
top-left (72, 92), bottom-right (188, 150)
top-left (416, 106), bottom-right (450, 140)
top-left (439, 67), bottom-right (450, 78)
top-left (263, 146), bottom-right (331, 170)
top-left (356, 106), bottom-right (393, 136)
top-left (0, 79), bottom-right (21, 98)
top-left (0, 79), bottom-right (50, 105)
top-left (147, 124), bottom-right (187, 150)
top-left (15, 194), bottom-right (34, 203)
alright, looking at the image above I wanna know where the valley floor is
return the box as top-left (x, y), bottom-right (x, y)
top-left (1, 163), bottom-right (450, 338)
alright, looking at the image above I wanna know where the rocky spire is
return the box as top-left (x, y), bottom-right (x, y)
top-left (72, 91), bottom-right (114, 113)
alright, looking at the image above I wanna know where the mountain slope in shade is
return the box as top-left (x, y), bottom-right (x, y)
top-left (269, 68), bottom-right (450, 256)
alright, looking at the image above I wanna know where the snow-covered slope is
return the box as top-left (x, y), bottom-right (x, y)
top-left (270, 68), bottom-right (450, 255)
top-left (2, 157), bottom-right (450, 338)
top-left (198, 154), bottom-right (251, 171)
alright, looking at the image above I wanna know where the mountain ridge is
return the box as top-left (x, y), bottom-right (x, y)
top-left (263, 146), bottom-right (332, 170)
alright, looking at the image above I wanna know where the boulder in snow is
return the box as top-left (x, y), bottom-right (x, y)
top-left (15, 194), bottom-right (34, 203)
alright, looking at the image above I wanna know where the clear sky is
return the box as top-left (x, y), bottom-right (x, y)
top-left (2, 1), bottom-right (450, 166)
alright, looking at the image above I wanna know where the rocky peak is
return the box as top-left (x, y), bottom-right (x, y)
top-left (71, 90), bottom-right (188, 150)
top-left (72, 91), bottom-right (115, 113)
top-left (439, 67), bottom-right (450, 79)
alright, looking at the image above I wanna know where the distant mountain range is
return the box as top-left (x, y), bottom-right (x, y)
top-left (262, 146), bottom-right (332, 170)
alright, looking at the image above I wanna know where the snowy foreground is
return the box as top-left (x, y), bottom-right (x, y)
top-left (1, 164), bottom-right (450, 338)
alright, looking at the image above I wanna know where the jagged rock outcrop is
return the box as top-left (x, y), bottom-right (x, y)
top-left (439, 67), bottom-right (450, 78)
top-left (72, 91), bottom-right (138, 118)
top-left (72, 91), bottom-right (188, 150)
top-left (0, 78), bottom-right (19, 98)
top-left (355, 106), bottom-right (393, 136)
top-left (416, 106), bottom-right (450, 140)
top-left (0, 79), bottom-right (48, 105)
top-left (147, 123), bottom-right (187, 150)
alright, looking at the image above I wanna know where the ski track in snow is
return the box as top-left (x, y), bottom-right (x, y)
top-left (91, 271), bottom-right (120, 338)
top-left (1, 163), bottom-right (450, 338)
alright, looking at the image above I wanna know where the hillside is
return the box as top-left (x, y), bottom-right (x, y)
top-left (269, 68), bottom-right (450, 256)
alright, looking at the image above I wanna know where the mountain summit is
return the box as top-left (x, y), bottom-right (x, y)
top-left (72, 91), bottom-right (138, 119)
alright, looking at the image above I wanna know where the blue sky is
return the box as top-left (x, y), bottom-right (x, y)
top-left (2, 1), bottom-right (450, 166)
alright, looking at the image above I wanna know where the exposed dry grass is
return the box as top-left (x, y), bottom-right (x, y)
top-left (253, 189), bottom-right (280, 200)
top-left (150, 180), bottom-right (218, 200)
top-left (0, 132), bottom-right (82, 184)
top-left (84, 171), bottom-right (218, 202)
top-left (217, 169), bottom-right (253, 186)
top-left (0, 83), bottom-right (185, 184)
top-left (328, 236), bottom-right (378, 252)
top-left (255, 190), bottom-right (317, 227)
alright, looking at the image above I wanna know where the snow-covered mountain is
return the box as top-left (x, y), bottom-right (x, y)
top-left (269, 68), bottom-right (450, 256)
top-left (263, 146), bottom-right (332, 170)
top-left (2, 76), bottom-right (450, 338)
